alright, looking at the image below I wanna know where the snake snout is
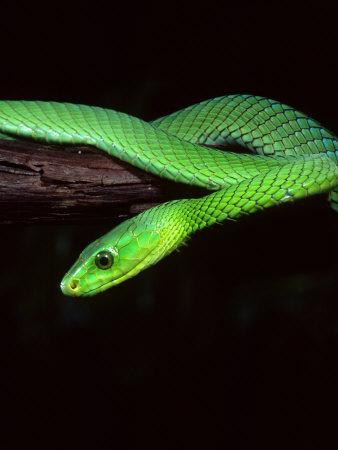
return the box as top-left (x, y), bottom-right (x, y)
top-left (60, 277), bottom-right (80, 297)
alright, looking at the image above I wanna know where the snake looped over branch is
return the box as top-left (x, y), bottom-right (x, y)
top-left (0, 95), bottom-right (337, 297)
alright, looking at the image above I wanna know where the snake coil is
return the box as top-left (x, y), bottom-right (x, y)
top-left (0, 95), bottom-right (336, 296)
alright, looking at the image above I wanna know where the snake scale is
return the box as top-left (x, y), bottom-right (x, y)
top-left (0, 95), bottom-right (336, 297)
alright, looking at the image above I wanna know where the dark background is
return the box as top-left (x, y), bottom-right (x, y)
top-left (0, 3), bottom-right (337, 449)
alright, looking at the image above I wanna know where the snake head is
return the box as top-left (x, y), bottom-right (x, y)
top-left (60, 215), bottom-right (165, 297)
top-left (60, 200), bottom-right (191, 297)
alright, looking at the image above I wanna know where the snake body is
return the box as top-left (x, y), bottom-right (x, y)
top-left (0, 95), bottom-right (336, 296)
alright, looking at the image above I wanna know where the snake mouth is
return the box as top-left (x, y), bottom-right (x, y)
top-left (82, 270), bottom-right (139, 297)
top-left (82, 276), bottom-right (126, 297)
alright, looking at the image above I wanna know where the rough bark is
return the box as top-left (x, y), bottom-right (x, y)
top-left (0, 139), bottom-right (202, 224)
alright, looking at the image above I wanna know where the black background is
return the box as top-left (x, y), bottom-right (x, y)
top-left (0, 3), bottom-right (337, 450)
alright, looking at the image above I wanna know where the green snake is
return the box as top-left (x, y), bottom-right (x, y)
top-left (0, 95), bottom-right (337, 297)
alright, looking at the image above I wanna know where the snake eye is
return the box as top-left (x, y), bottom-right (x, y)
top-left (95, 251), bottom-right (114, 270)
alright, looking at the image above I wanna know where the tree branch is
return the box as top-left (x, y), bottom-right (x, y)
top-left (0, 139), bottom-right (202, 224)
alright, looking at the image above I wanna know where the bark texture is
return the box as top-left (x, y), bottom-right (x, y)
top-left (0, 139), bottom-right (202, 224)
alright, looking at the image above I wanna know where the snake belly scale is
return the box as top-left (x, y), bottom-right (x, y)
top-left (0, 95), bottom-right (336, 296)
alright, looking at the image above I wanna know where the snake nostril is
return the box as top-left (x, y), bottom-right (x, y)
top-left (69, 279), bottom-right (79, 290)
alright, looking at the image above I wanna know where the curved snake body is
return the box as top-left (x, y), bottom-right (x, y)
top-left (0, 95), bottom-right (336, 296)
